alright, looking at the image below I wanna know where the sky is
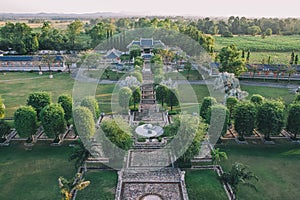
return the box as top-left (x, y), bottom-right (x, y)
top-left (1, 0), bottom-right (300, 18)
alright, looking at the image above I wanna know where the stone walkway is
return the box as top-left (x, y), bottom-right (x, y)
top-left (115, 62), bottom-right (189, 200)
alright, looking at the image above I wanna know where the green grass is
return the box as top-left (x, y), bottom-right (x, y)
top-left (0, 72), bottom-right (74, 118)
top-left (214, 35), bottom-right (300, 64)
top-left (214, 35), bottom-right (300, 52)
top-left (76, 171), bottom-right (117, 200)
top-left (185, 170), bottom-right (227, 200)
top-left (0, 141), bottom-right (76, 200)
top-left (218, 142), bottom-right (300, 200)
top-left (241, 85), bottom-right (295, 104)
top-left (165, 70), bottom-right (203, 81)
top-left (0, 72), bottom-right (115, 117)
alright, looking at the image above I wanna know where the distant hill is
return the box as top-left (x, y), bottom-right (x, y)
top-left (0, 12), bottom-right (145, 19)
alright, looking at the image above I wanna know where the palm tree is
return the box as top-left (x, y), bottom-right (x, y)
top-left (286, 65), bottom-right (296, 83)
top-left (42, 54), bottom-right (56, 78)
top-left (63, 55), bottom-right (78, 73)
top-left (221, 162), bottom-right (258, 194)
top-left (69, 140), bottom-right (91, 169)
top-left (58, 173), bottom-right (90, 200)
top-left (211, 148), bottom-right (228, 166)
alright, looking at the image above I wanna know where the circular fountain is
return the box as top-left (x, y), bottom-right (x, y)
top-left (135, 124), bottom-right (164, 138)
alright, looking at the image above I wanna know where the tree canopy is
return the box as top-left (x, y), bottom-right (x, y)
top-left (73, 106), bottom-right (95, 140)
top-left (40, 104), bottom-right (66, 139)
top-left (58, 95), bottom-right (73, 124)
top-left (200, 97), bottom-right (217, 119)
top-left (234, 102), bottom-right (257, 139)
top-left (218, 44), bottom-right (247, 76)
top-left (256, 100), bottom-right (285, 140)
top-left (27, 92), bottom-right (51, 119)
top-left (80, 96), bottom-right (100, 122)
top-left (14, 106), bottom-right (37, 140)
top-left (286, 103), bottom-right (300, 139)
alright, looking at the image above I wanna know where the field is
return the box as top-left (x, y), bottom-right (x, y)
top-left (0, 141), bottom-right (76, 200)
top-left (214, 35), bottom-right (300, 64)
top-left (218, 141), bottom-right (300, 200)
top-left (1, 72), bottom-right (296, 118)
top-left (0, 72), bottom-right (115, 118)
top-left (75, 171), bottom-right (117, 200)
top-left (185, 170), bottom-right (227, 200)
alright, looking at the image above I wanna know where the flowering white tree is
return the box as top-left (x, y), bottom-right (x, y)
top-left (118, 75), bottom-right (141, 89)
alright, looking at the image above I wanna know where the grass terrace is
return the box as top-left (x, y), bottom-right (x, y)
top-left (218, 141), bottom-right (300, 200)
top-left (0, 141), bottom-right (76, 200)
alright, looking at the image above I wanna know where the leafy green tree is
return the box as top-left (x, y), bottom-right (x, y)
top-left (38, 22), bottom-right (67, 50)
top-left (118, 87), bottom-right (132, 111)
top-left (286, 103), bottom-right (300, 139)
top-left (166, 88), bottom-right (179, 111)
top-left (73, 106), bottom-right (95, 139)
top-left (218, 44), bottom-right (247, 76)
top-left (0, 22), bottom-right (36, 54)
top-left (247, 26), bottom-right (261, 36)
top-left (40, 104), bottom-right (66, 140)
top-left (234, 102), bottom-right (257, 140)
top-left (250, 94), bottom-right (264, 105)
top-left (58, 173), bottom-right (90, 200)
top-left (130, 71), bottom-right (143, 83)
top-left (221, 162), bottom-right (258, 194)
top-left (0, 97), bottom-right (5, 119)
top-left (101, 117), bottom-right (133, 150)
top-left (181, 118), bottom-right (207, 162)
top-left (200, 97), bottom-right (217, 119)
top-left (265, 28), bottom-right (272, 36)
top-left (27, 92), bottom-right (51, 118)
top-left (131, 86), bottom-right (141, 109)
top-left (226, 96), bottom-right (238, 123)
top-left (80, 96), bottom-right (100, 122)
top-left (129, 48), bottom-right (141, 59)
top-left (66, 20), bottom-right (83, 50)
top-left (155, 84), bottom-right (169, 107)
top-left (14, 106), bottom-right (37, 141)
top-left (206, 104), bottom-right (229, 136)
top-left (257, 100), bottom-right (285, 140)
top-left (211, 148), bottom-right (227, 165)
top-left (133, 56), bottom-right (144, 68)
top-left (58, 95), bottom-right (73, 125)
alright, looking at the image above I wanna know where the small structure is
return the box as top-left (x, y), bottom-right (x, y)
top-left (135, 124), bottom-right (164, 138)
top-left (0, 55), bottom-right (66, 72)
top-left (127, 38), bottom-right (165, 59)
top-left (104, 48), bottom-right (123, 63)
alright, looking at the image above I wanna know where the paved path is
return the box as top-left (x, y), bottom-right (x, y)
top-left (72, 69), bottom-right (299, 90)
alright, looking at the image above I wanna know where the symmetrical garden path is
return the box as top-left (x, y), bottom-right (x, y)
top-left (115, 61), bottom-right (188, 200)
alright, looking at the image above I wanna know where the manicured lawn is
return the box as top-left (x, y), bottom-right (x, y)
top-left (76, 170), bottom-right (117, 200)
top-left (0, 72), bottom-right (115, 117)
top-left (185, 170), bottom-right (227, 200)
top-left (218, 142), bottom-right (300, 200)
top-left (0, 141), bottom-right (76, 200)
top-left (0, 72), bottom-right (74, 118)
top-left (240, 85), bottom-right (295, 104)
top-left (214, 35), bottom-right (300, 52)
top-left (165, 70), bottom-right (203, 81)
top-left (214, 35), bottom-right (300, 64)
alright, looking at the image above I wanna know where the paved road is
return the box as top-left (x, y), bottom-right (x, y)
top-left (71, 70), bottom-right (299, 91)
